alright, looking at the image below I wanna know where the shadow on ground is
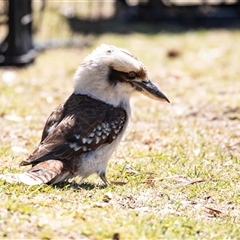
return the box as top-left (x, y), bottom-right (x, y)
top-left (53, 181), bottom-right (107, 191)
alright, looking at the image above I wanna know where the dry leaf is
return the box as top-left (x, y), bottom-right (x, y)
top-left (205, 206), bottom-right (222, 215)
top-left (110, 181), bottom-right (128, 186)
top-left (143, 177), bottom-right (156, 187)
top-left (103, 192), bottom-right (113, 202)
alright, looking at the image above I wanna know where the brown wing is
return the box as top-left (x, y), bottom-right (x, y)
top-left (40, 103), bottom-right (65, 142)
top-left (20, 94), bottom-right (127, 166)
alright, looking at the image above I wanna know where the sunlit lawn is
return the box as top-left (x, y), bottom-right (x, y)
top-left (0, 3), bottom-right (240, 239)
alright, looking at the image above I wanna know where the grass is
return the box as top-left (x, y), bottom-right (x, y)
top-left (0, 2), bottom-right (240, 239)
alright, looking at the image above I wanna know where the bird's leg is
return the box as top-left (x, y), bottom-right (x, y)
top-left (77, 177), bottom-right (85, 185)
top-left (99, 172), bottom-right (111, 185)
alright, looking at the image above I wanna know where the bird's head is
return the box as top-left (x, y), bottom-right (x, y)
top-left (73, 44), bottom-right (169, 107)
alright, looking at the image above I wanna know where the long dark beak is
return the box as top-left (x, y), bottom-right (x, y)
top-left (133, 80), bottom-right (170, 103)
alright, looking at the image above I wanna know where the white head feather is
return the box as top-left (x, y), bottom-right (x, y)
top-left (73, 44), bottom-right (149, 109)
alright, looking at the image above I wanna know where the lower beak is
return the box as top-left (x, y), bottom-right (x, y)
top-left (133, 80), bottom-right (170, 103)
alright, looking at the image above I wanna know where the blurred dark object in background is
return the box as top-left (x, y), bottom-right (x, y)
top-left (65, 0), bottom-right (240, 34)
top-left (1, 0), bottom-right (240, 67)
top-left (128, 0), bottom-right (240, 23)
top-left (0, 0), bottom-right (36, 67)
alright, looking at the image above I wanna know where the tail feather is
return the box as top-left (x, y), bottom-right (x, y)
top-left (0, 173), bottom-right (46, 185)
top-left (0, 160), bottom-right (72, 185)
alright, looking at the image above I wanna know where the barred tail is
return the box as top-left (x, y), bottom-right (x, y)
top-left (0, 160), bottom-right (71, 185)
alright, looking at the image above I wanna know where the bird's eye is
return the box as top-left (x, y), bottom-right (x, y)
top-left (128, 71), bottom-right (136, 79)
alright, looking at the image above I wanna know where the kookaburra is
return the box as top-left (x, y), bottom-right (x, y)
top-left (1, 44), bottom-right (169, 185)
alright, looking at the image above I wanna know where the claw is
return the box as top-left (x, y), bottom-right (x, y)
top-left (99, 172), bottom-right (111, 185)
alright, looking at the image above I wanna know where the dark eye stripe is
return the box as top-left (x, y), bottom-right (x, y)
top-left (108, 67), bottom-right (128, 85)
top-left (108, 67), bottom-right (145, 86)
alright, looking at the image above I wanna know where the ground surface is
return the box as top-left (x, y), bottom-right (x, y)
top-left (0, 2), bottom-right (240, 239)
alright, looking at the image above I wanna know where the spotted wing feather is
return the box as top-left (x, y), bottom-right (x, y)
top-left (20, 94), bottom-right (126, 166)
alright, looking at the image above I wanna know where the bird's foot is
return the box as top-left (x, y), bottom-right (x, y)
top-left (99, 172), bottom-right (111, 185)
top-left (99, 172), bottom-right (128, 186)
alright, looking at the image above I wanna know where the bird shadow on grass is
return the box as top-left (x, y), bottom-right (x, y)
top-left (52, 181), bottom-right (107, 191)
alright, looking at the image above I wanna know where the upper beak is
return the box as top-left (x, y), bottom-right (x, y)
top-left (133, 80), bottom-right (170, 103)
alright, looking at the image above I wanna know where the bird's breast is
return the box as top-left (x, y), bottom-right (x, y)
top-left (74, 118), bottom-right (129, 178)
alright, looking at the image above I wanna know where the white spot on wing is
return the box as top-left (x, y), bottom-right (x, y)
top-left (102, 129), bottom-right (108, 134)
top-left (95, 136), bottom-right (101, 144)
top-left (69, 142), bottom-right (77, 148)
top-left (87, 138), bottom-right (93, 144)
top-left (102, 134), bottom-right (107, 140)
top-left (114, 129), bottom-right (119, 134)
top-left (89, 132), bottom-right (95, 138)
top-left (74, 145), bottom-right (82, 151)
top-left (96, 130), bottom-right (102, 137)
top-left (74, 134), bottom-right (80, 139)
